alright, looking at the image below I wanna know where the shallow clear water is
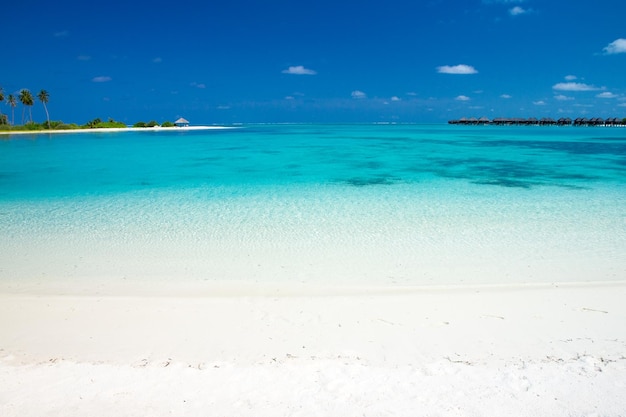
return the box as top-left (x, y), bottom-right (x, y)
top-left (1, 124), bottom-right (625, 290)
top-left (2, 124), bottom-right (625, 198)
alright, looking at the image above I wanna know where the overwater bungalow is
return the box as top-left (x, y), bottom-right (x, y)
top-left (448, 116), bottom-right (624, 126)
top-left (539, 117), bottom-right (557, 125)
top-left (492, 117), bottom-right (519, 125)
top-left (447, 117), bottom-right (467, 125)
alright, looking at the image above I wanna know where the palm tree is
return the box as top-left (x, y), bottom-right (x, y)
top-left (0, 86), bottom-right (5, 125)
top-left (19, 89), bottom-right (34, 124)
top-left (38, 89), bottom-right (50, 128)
top-left (7, 94), bottom-right (17, 125)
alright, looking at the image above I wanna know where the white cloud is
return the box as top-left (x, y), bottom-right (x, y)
top-left (190, 82), bottom-right (206, 89)
top-left (351, 90), bottom-right (367, 99)
top-left (390, 96), bottom-right (401, 101)
top-left (596, 92), bottom-right (617, 98)
top-left (153, 57), bottom-right (162, 63)
top-left (603, 38), bottom-right (626, 55)
top-left (564, 75), bottom-right (577, 81)
top-left (509, 6), bottom-right (527, 15)
top-left (554, 94), bottom-right (574, 101)
top-left (282, 65), bottom-right (317, 75)
top-left (455, 95), bottom-right (470, 101)
top-left (552, 82), bottom-right (600, 91)
top-left (500, 94), bottom-right (512, 99)
top-left (437, 64), bottom-right (478, 74)
top-left (533, 100), bottom-right (546, 105)
top-left (92, 76), bottom-right (112, 83)
top-left (619, 103), bottom-right (626, 107)
top-left (285, 96), bottom-right (295, 100)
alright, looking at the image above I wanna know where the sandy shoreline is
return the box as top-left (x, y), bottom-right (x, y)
top-left (3, 281), bottom-right (625, 364)
top-left (2, 281), bottom-right (625, 416)
top-left (0, 125), bottom-right (234, 135)
top-left (2, 122), bottom-right (625, 415)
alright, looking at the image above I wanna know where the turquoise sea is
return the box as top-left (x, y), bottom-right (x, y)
top-left (1, 124), bottom-right (625, 291)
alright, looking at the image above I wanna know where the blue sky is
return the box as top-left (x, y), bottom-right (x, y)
top-left (2, 0), bottom-right (625, 124)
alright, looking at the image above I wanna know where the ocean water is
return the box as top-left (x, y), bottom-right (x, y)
top-left (1, 124), bottom-right (625, 291)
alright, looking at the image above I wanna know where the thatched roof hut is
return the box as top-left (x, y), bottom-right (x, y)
top-left (449, 115), bottom-right (624, 127)
top-left (539, 117), bottom-right (556, 125)
top-left (174, 117), bottom-right (189, 127)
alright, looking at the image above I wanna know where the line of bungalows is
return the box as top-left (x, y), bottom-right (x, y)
top-left (448, 117), bottom-right (625, 126)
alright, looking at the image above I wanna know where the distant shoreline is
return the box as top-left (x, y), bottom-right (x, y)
top-left (0, 125), bottom-right (235, 136)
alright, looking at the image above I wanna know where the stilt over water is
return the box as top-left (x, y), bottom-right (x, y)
top-left (449, 117), bottom-right (625, 126)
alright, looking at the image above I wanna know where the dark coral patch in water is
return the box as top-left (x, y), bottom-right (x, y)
top-left (340, 176), bottom-right (399, 187)
top-left (472, 179), bottom-right (534, 188)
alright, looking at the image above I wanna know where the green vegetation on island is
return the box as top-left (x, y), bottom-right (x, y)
top-left (133, 120), bottom-right (175, 128)
top-left (0, 85), bottom-right (176, 132)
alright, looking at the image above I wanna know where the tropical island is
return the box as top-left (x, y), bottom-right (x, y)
top-left (0, 117), bottom-right (180, 132)
top-left (0, 86), bottom-right (212, 134)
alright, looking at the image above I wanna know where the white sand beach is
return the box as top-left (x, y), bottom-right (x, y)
top-left (1, 280), bottom-right (625, 416)
top-left (2, 124), bottom-right (625, 416)
top-left (1, 193), bottom-right (626, 416)
top-left (0, 125), bottom-right (233, 135)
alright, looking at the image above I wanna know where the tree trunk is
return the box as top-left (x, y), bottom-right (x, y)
top-left (43, 103), bottom-right (50, 128)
